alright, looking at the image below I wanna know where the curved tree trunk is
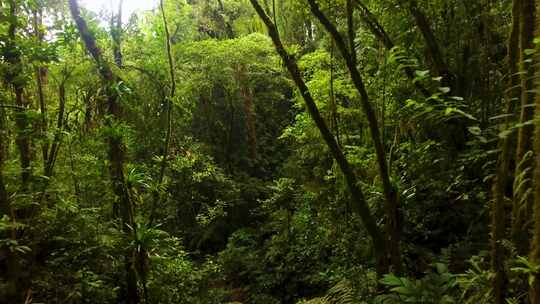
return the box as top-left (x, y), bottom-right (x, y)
top-left (306, 0), bottom-right (402, 274)
top-left (249, 0), bottom-right (389, 275)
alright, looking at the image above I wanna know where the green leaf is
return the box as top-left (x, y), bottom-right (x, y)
top-left (380, 274), bottom-right (404, 287)
top-left (415, 70), bottom-right (430, 78)
top-left (524, 48), bottom-right (536, 56)
top-left (438, 87), bottom-right (451, 94)
top-left (467, 126), bottom-right (481, 136)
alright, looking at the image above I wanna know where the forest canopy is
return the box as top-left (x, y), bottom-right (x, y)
top-left (1, 0), bottom-right (540, 303)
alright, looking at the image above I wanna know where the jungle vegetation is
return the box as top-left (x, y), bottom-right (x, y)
top-left (1, 0), bottom-right (540, 303)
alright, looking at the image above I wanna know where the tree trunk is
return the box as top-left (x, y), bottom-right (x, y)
top-left (0, 107), bottom-right (7, 215)
top-left (236, 65), bottom-right (257, 161)
top-left (33, 8), bottom-right (49, 168)
top-left (249, 0), bottom-right (389, 275)
top-left (4, 1), bottom-right (32, 301)
top-left (353, 0), bottom-right (430, 97)
top-left (306, 0), bottom-right (402, 274)
top-left (6, 1), bottom-right (32, 191)
top-left (149, 0), bottom-right (176, 227)
top-left (491, 1), bottom-right (521, 302)
top-left (512, 0), bottom-right (536, 256)
top-left (529, 1), bottom-right (540, 302)
top-left (44, 78), bottom-right (68, 178)
top-left (0, 98), bottom-right (11, 304)
top-left (68, 1), bottom-right (139, 303)
top-left (111, 0), bottom-right (124, 68)
top-left (405, 0), bottom-right (454, 90)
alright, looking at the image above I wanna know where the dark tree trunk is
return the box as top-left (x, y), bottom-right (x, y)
top-left (111, 0), bottom-right (124, 68)
top-left (306, 0), bottom-right (402, 275)
top-left (491, 1), bottom-right (521, 302)
top-left (44, 79), bottom-right (68, 178)
top-left (354, 0), bottom-right (430, 97)
top-left (4, 2), bottom-right (32, 301)
top-left (405, 0), bottom-right (454, 90)
top-left (529, 1), bottom-right (540, 303)
top-left (236, 65), bottom-right (257, 161)
top-left (249, 0), bottom-right (389, 276)
top-left (68, 1), bottom-right (139, 303)
top-left (149, 0), bottom-right (176, 227)
top-left (512, 0), bottom-right (536, 256)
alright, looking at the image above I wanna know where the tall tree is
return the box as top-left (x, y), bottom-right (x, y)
top-left (6, 0), bottom-right (32, 190)
top-left (33, 6), bottom-right (49, 167)
top-left (150, 0), bottom-right (176, 226)
top-left (530, 1), bottom-right (540, 300)
top-left (512, 0), bottom-right (536, 255)
top-left (68, 1), bottom-right (139, 303)
top-left (491, 0), bottom-right (522, 302)
top-left (3, 1), bottom-right (32, 301)
top-left (306, 0), bottom-right (402, 274)
top-left (249, 0), bottom-right (390, 275)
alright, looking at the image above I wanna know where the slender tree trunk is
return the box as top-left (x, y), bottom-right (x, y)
top-left (68, 1), bottom-right (139, 303)
top-left (111, 0), bottom-right (123, 68)
top-left (44, 78), bottom-right (68, 178)
top-left (512, 0), bottom-right (536, 256)
top-left (33, 8), bottom-right (49, 168)
top-left (4, 2), bottom-right (32, 300)
top-left (491, 1), bottom-right (521, 302)
top-left (307, 0), bottom-right (402, 274)
top-left (249, 0), bottom-right (389, 275)
top-left (236, 65), bottom-right (257, 161)
top-left (36, 67), bottom-right (48, 164)
top-left (0, 107), bottom-right (7, 215)
top-left (6, 0), bottom-right (31, 191)
top-left (13, 91), bottom-right (31, 189)
top-left (149, 0), bottom-right (176, 226)
top-left (83, 89), bottom-right (94, 132)
top-left (404, 0), bottom-right (454, 90)
top-left (353, 0), bottom-right (430, 97)
top-left (530, 2), bottom-right (540, 301)
top-left (0, 101), bottom-right (11, 304)
top-left (329, 43), bottom-right (341, 145)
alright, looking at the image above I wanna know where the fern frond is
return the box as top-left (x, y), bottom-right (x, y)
top-left (299, 280), bottom-right (360, 304)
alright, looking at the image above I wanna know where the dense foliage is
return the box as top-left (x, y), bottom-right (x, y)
top-left (1, 0), bottom-right (540, 303)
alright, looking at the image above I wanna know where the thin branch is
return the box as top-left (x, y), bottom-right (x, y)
top-left (150, 0), bottom-right (176, 225)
